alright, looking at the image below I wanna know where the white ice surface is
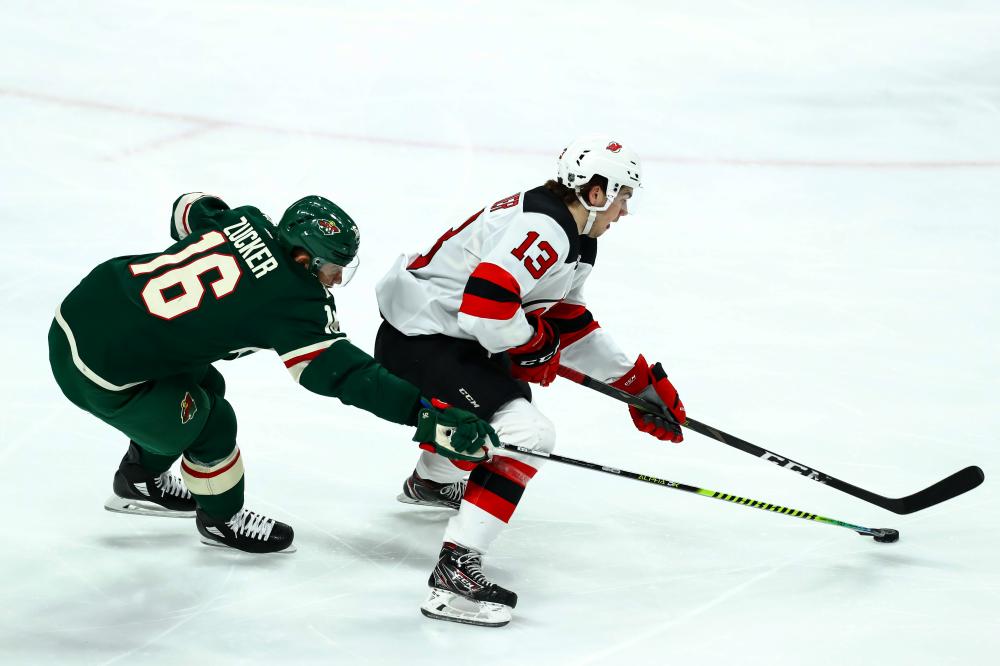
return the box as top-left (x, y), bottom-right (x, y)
top-left (1, 1), bottom-right (998, 664)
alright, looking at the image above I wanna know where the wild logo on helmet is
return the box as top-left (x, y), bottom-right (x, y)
top-left (316, 219), bottom-right (341, 236)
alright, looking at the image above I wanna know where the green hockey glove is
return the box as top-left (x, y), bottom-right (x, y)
top-left (413, 398), bottom-right (496, 463)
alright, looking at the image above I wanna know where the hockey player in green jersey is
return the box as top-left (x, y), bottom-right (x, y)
top-left (48, 192), bottom-right (498, 554)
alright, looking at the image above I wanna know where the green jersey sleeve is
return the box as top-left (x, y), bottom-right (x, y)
top-left (170, 193), bottom-right (231, 241)
top-left (298, 341), bottom-right (423, 426)
top-left (268, 284), bottom-right (421, 427)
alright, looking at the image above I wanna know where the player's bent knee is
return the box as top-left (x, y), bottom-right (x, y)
top-left (186, 395), bottom-right (238, 464)
top-left (529, 412), bottom-right (556, 455)
top-left (493, 399), bottom-right (556, 455)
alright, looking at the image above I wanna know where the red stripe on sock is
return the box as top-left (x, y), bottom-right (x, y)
top-left (485, 455), bottom-right (538, 486)
top-left (181, 450), bottom-right (241, 478)
top-left (464, 480), bottom-right (516, 522)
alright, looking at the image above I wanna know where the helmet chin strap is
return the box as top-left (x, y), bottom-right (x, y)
top-left (576, 192), bottom-right (614, 235)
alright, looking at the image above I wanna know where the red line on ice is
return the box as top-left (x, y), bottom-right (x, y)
top-left (4, 87), bottom-right (998, 170)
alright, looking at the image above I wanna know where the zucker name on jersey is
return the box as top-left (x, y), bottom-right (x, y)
top-left (374, 136), bottom-right (689, 627)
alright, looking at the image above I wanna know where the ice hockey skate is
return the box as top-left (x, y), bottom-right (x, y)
top-left (397, 470), bottom-right (467, 510)
top-left (104, 442), bottom-right (196, 518)
top-left (196, 508), bottom-right (295, 554)
top-left (420, 541), bottom-right (517, 627)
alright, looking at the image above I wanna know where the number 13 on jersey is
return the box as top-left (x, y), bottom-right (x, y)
top-left (511, 231), bottom-right (557, 279)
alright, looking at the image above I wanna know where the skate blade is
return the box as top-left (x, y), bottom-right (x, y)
top-left (419, 588), bottom-right (511, 627)
top-left (198, 536), bottom-right (297, 554)
top-left (396, 493), bottom-right (458, 510)
top-left (104, 495), bottom-right (195, 518)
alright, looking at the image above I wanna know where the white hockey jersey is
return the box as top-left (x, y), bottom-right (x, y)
top-left (376, 186), bottom-right (634, 383)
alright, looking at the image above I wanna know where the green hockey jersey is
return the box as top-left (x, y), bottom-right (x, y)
top-left (56, 193), bottom-right (421, 425)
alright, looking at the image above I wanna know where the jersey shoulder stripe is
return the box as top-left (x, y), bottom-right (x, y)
top-left (523, 186), bottom-right (580, 263)
top-left (171, 193), bottom-right (229, 241)
top-left (460, 262), bottom-right (521, 320)
top-left (459, 292), bottom-right (520, 320)
top-left (466, 262), bottom-right (521, 299)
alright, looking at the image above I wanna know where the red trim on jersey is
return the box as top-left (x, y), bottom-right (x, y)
top-left (407, 209), bottom-right (484, 270)
top-left (559, 320), bottom-right (600, 347)
top-left (181, 200), bottom-right (194, 235)
top-left (459, 293), bottom-right (520, 320)
top-left (450, 458), bottom-right (480, 471)
top-left (180, 450), bottom-right (241, 479)
top-left (469, 262), bottom-right (521, 297)
top-left (464, 480), bottom-right (517, 522)
top-left (484, 455), bottom-right (538, 486)
top-left (283, 348), bottom-right (327, 368)
top-left (546, 303), bottom-right (586, 319)
top-left (544, 302), bottom-right (601, 347)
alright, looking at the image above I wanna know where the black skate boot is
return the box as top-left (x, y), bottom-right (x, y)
top-left (397, 471), bottom-right (466, 510)
top-left (420, 541), bottom-right (517, 627)
top-left (104, 442), bottom-right (196, 518)
top-left (196, 508), bottom-right (295, 554)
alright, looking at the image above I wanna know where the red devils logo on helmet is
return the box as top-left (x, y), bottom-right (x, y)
top-left (606, 142), bottom-right (623, 153)
top-left (180, 392), bottom-right (198, 424)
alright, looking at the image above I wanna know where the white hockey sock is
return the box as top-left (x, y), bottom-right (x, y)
top-left (415, 449), bottom-right (468, 484)
top-left (442, 500), bottom-right (506, 554)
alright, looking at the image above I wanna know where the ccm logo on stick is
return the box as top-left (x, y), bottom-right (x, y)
top-left (760, 453), bottom-right (827, 482)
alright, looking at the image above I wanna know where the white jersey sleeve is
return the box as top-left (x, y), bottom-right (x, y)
top-left (457, 212), bottom-right (571, 353)
top-left (541, 237), bottom-right (635, 382)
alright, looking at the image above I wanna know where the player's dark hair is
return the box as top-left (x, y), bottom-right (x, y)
top-left (544, 176), bottom-right (608, 205)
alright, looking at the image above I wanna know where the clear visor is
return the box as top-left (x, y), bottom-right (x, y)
top-left (311, 255), bottom-right (360, 288)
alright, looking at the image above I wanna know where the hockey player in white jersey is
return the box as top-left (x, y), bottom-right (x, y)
top-left (374, 136), bottom-right (687, 627)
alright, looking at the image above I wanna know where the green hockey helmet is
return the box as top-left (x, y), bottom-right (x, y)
top-left (277, 195), bottom-right (361, 285)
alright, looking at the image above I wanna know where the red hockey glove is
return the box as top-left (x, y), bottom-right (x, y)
top-left (414, 398), bottom-right (497, 463)
top-left (610, 355), bottom-right (686, 443)
top-left (507, 313), bottom-right (560, 386)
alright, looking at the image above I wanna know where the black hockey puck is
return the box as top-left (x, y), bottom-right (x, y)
top-left (873, 529), bottom-right (899, 543)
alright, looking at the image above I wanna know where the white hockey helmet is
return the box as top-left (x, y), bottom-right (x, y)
top-left (556, 135), bottom-right (642, 233)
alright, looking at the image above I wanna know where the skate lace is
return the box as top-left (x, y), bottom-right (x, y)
top-left (226, 509), bottom-right (276, 541)
top-left (155, 473), bottom-right (192, 499)
top-left (440, 480), bottom-right (467, 503)
top-left (455, 551), bottom-right (490, 587)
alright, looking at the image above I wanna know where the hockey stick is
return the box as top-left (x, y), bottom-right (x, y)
top-left (492, 442), bottom-right (898, 542)
top-left (556, 366), bottom-right (984, 515)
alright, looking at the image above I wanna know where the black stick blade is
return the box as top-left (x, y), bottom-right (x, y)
top-left (556, 365), bottom-right (988, 515)
top-left (893, 466), bottom-right (985, 515)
